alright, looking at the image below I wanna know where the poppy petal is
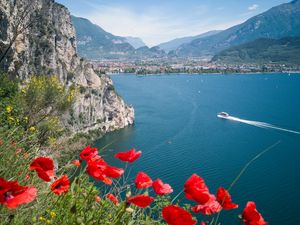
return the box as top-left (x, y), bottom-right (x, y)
top-left (0, 178), bottom-right (37, 209)
top-left (80, 145), bottom-right (98, 161)
top-left (242, 201), bottom-right (267, 225)
top-left (192, 201), bottom-right (222, 215)
top-left (104, 166), bottom-right (124, 178)
top-left (135, 172), bottom-right (153, 189)
top-left (152, 179), bottom-right (173, 195)
top-left (29, 157), bottom-right (54, 182)
top-left (51, 175), bottom-right (70, 195)
top-left (107, 193), bottom-right (119, 205)
top-left (184, 174), bottom-right (214, 205)
top-left (114, 148), bottom-right (141, 163)
top-left (216, 187), bottom-right (238, 210)
top-left (162, 205), bottom-right (196, 225)
top-left (127, 195), bottom-right (154, 208)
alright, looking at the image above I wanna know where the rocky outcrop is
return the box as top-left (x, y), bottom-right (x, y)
top-left (0, 0), bottom-right (134, 134)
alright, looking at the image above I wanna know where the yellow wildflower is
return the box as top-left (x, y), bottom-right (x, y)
top-left (39, 217), bottom-right (46, 221)
top-left (46, 220), bottom-right (51, 224)
top-left (8, 116), bottom-right (15, 122)
top-left (29, 126), bottom-right (36, 132)
top-left (48, 137), bottom-right (56, 145)
top-left (50, 211), bottom-right (56, 218)
top-left (5, 106), bottom-right (13, 113)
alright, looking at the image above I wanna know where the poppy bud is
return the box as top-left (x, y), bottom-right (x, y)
top-left (126, 191), bottom-right (132, 198)
top-left (126, 207), bottom-right (134, 213)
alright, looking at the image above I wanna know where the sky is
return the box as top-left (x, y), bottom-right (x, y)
top-left (56, 0), bottom-right (289, 46)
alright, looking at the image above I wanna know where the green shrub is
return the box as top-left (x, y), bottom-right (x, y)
top-left (0, 74), bottom-right (76, 145)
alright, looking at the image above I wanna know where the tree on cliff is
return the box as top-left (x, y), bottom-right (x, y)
top-left (0, 0), bottom-right (38, 66)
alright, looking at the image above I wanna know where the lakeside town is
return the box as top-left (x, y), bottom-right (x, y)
top-left (91, 58), bottom-right (300, 75)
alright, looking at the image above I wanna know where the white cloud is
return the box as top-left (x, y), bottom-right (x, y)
top-left (86, 6), bottom-right (177, 46)
top-left (81, 4), bottom-right (246, 46)
top-left (248, 4), bottom-right (259, 11)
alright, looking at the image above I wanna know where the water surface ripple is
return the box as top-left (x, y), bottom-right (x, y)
top-left (95, 73), bottom-right (300, 224)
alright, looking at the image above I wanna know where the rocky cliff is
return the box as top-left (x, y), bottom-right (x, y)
top-left (0, 0), bottom-right (134, 134)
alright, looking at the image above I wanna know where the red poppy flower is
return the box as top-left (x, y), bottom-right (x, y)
top-left (152, 179), bottom-right (173, 195)
top-left (71, 160), bottom-right (81, 167)
top-left (135, 172), bottom-right (153, 189)
top-left (216, 187), bottom-right (238, 210)
top-left (0, 177), bottom-right (37, 209)
top-left (192, 201), bottom-right (222, 215)
top-left (200, 221), bottom-right (206, 225)
top-left (127, 195), bottom-right (154, 208)
top-left (104, 165), bottom-right (124, 178)
top-left (184, 174), bottom-right (214, 205)
top-left (95, 195), bottom-right (101, 202)
top-left (88, 155), bottom-right (103, 162)
top-left (29, 157), bottom-right (54, 182)
top-left (162, 205), bottom-right (196, 225)
top-left (51, 175), bottom-right (70, 195)
top-left (114, 148), bottom-right (141, 163)
top-left (86, 159), bottom-right (112, 185)
top-left (242, 201), bottom-right (268, 225)
top-left (107, 193), bottom-right (119, 205)
top-left (80, 145), bottom-right (98, 161)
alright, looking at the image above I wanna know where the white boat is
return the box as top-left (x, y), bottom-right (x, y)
top-left (217, 112), bottom-right (229, 118)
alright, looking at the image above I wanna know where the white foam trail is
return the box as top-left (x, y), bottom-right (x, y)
top-left (224, 116), bottom-right (300, 135)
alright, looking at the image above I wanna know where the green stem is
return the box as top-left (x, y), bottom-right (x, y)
top-left (228, 141), bottom-right (281, 192)
top-left (213, 141), bottom-right (281, 225)
top-left (171, 189), bottom-right (184, 204)
top-left (112, 203), bottom-right (127, 225)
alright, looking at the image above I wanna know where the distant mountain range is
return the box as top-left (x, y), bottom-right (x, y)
top-left (125, 37), bottom-right (146, 49)
top-left (72, 0), bottom-right (300, 64)
top-left (157, 30), bottom-right (221, 53)
top-left (72, 16), bottom-right (165, 59)
top-left (212, 37), bottom-right (300, 65)
top-left (72, 16), bottom-right (134, 59)
top-left (173, 0), bottom-right (300, 58)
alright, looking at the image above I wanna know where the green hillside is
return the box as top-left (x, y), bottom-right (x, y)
top-left (175, 0), bottom-right (300, 57)
top-left (212, 37), bottom-right (300, 65)
top-left (72, 16), bottom-right (135, 59)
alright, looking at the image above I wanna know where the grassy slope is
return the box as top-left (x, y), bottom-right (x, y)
top-left (212, 37), bottom-right (300, 65)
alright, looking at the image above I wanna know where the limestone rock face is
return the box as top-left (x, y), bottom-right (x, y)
top-left (0, 0), bottom-right (134, 134)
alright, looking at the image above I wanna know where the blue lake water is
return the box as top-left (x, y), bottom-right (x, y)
top-left (95, 73), bottom-right (300, 224)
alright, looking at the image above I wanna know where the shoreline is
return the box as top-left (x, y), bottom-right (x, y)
top-left (108, 71), bottom-right (300, 76)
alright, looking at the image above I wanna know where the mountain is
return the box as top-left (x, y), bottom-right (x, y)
top-left (125, 36), bottom-right (147, 49)
top-left (174, 0), bottom-right (300, 58)
top-left (0, 0), bottom-right (134, 134)
top-left (158, 30), bottom-right (221, 52)
top-left (72, 16), bottom-right (135, 59)
top-left (71, 16), bottom-right (165, 59)
top-left (134, 46), bottom-right (166, 58)
top-left (212, 37), bottom-right (300, 65)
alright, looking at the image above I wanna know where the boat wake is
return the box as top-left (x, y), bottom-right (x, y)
top-left (224, 115), bottom-right (300, 135)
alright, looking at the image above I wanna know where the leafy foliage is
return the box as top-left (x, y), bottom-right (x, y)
top-left (0, 74), bottom-right (75, 145)
top-left (212, 37), bottom-right (300, 65)
top-left (0, 130), bottom-right (173, 225)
